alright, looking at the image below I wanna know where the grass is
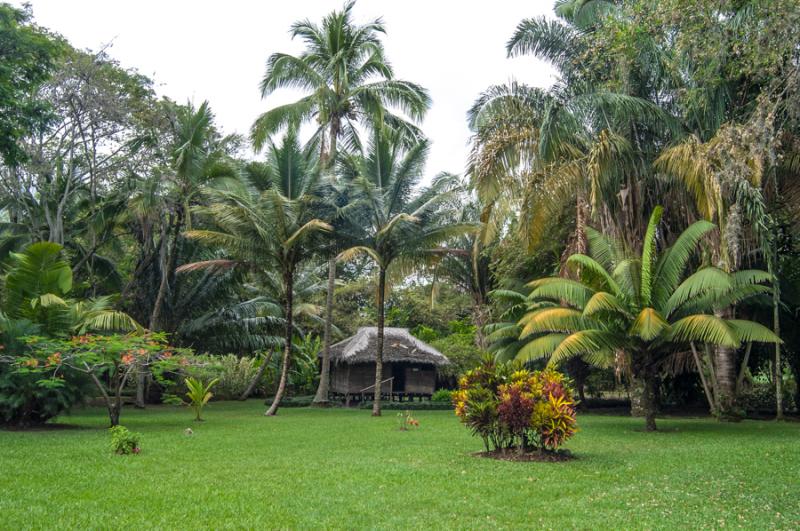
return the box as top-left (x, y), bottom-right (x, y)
top-left (1, 401), bottom-right (799, 529)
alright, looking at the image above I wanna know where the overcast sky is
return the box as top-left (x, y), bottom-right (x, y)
top-left (15, 0), bottom-right (557, 178)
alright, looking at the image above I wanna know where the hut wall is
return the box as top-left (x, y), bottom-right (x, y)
top-left (403, 366), bottom-right (436, 394)
top-left (330, 362), bottom-right (436, 395)
top-left (330, 363), bottom-right (392, 394)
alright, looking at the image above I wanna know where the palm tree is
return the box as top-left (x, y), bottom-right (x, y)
top-left (252, 1), bottom-right (431, 406)
top-left (182, 130), bottom-right (330, 416)
top-left (655, 106), bottom-right (779, 417)
top-left (149, 101), bottom-right (240, 332)
top-left (468, 5), bottom-right (678, 254)
top-left (510, 207), bottom-right (780, 431)
top-left (251, 0), bottom-right (429, 161)
top-left (338, 126), bottom-right (475, 415)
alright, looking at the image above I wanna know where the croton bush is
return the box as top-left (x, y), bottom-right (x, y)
top-left (453, 357), bottom-right (578, 453)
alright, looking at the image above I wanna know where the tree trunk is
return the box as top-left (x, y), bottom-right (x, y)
top-left (134, 363), bottom-right (147, 409)
top-left (642, 366), bottom-right (658, 432)
top-left (566, 358), bottom-right (588, 404)
top-left (372, 267), bottom-right (387, 417)
top-left (239, 350), bottom-right (275, 401)
top-left (265, 269), bottom-right (294, 416)
top-left (149, 214), bottom-right (175, 331)
top-left (313, 257), bottom-right (336, 406)
top-left (471, 296), bottom-right (489, 350)
top-left (774, 280), bottom-right (783, 420)
top-left (713, 308), bottom-right (740, 419)
top-left (691, 342), bottom-right (718, 415)
top-left (109, 403), bottom-right (121, 427)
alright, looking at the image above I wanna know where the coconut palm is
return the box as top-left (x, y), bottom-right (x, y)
top-left (181, 130), bottom-right (330, 416)
top-left (252, 2), bottom-right (431, 406)
top-left (338, 126), bottom-right (475, 415)
top-left (149, 101), bottom-right (240, 332)
top-left (511, 207), bottom-right (780, 431)
top-left (251, 0), bottom-right (429, 161)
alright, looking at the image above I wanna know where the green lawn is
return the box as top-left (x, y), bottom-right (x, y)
top-left (1, 401), bottom-right (798, 529)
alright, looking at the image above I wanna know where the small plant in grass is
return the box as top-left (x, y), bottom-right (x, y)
top-left (453, 357), bottom-right (577, 457)
top-left (185, 377), bottom-right (218, 421)
top-left (397, 410), bottom-right (419, 431)
top-left (109, 425), bottom-right (141, 455)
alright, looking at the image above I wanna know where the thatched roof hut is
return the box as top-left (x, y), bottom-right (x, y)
top-left (323, 327), bottom-right (449, 399)
top-left (329, 327), bottom-right (450, 366)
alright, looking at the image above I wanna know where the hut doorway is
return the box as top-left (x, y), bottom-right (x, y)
top-left (392, 364), bottom-right (406, 392)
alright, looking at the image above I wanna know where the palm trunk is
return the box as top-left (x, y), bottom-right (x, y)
top-left (313, 257), bottom-right (336, 406)
top-left (773, 280), bottom-right (783, 420)
top-left (239, 350), bottom-right (275, 401)
top-left (471, 295), bottom-right (489, 350)
top-left (265, 268), bottom-right (294, 416)
top-left (149, 212), bottom-right (179, 331)
top-left (372, 267), bottom-right (387, 417)
top-left (712, 310), bottom-right (740, 420)
top-left (642, 364), bottom-right (658, 432)
top-left (691, 342), bottom-right (718, 414)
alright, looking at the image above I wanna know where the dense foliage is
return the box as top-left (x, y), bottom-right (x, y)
top-left (0, 0), bottom-right (798, 428)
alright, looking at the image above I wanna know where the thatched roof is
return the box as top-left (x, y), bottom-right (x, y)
top-left (326, 327), bottom-right (449, 366)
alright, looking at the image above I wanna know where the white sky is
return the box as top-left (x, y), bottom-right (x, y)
top-left (15, 0), bottom-right (556, 178)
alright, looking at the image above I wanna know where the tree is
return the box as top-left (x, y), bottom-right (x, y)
top-left (182, 130), bottom-right (330, 416)
top-left (9, 333), bottom-right (190, 426)
top-left (252, 1), bottom-right (431, 406)
top-left (149, 101), bottom-right (240, 332)
top-left (339, 126), bottom-right (474, 415)
top-left (0, 4), bottom-right (63, 167)
top-left (0, 241), bottom-right (140, 425)
top-left (510, 207), bottom-right (780, 430)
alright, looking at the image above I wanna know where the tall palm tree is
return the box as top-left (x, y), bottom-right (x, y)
top-left (510, 207), bottom-right (780, 430)
top-left (182, 131), bottom-right (330, 416)
top-left (251, 0), bottom-right (429, 160)
top-left (149, 101), bottom-right (240, 332)
top-left (468, 5), bottom-right (678, 254)
top-left (339, 127), bottom-right (475, 415)
top-left (252, 1), bottom-right (431, 406)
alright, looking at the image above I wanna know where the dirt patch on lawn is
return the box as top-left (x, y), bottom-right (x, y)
top-left (472, 449), bottom-right (575, 462)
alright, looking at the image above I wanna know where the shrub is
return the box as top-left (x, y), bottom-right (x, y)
top-left (156, 353), bottom-right (274, 402)
top-left (431, 389), bottom-right (453, 402)
top-left (740, 382), bottom-right (795, 414)
top-left (270, 395), bottom-right (315, 408)
top-left (453, 357), bottom-right (578, 452)
top-left (431, 332), bottom-right (486, 383)
top-left (0, 365), bottom-right (90, 426)
top-left (109, 425), bottom-right (141, 455)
